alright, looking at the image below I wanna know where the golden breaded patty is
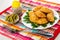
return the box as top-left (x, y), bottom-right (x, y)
top-left (29, 11), bottom-right (38, 23)
top-left (40, 7), bottom-right (52, 13)
top-left (35, 10), bottom-right (46, 17)
top-left (47, 12), bottom-right (54, 22)
top-left (33, 6), bottom-right (42, 12)
top-left (29, 11), bottom-right (34, 16)
top-left (36, 18), bottom-right (48, 24)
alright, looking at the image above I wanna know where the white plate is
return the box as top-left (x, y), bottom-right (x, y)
top-left (21, 9), bottom-right (59, 29)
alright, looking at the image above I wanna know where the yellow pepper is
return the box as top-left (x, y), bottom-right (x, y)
top-left (12, 0), bottom-right (21, 8)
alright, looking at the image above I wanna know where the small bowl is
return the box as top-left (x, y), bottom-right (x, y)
top-left (7, 15), bottom-right (19, 24)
